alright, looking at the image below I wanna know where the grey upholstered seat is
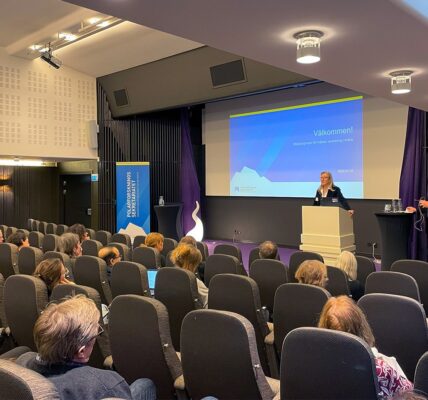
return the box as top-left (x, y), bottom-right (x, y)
top-left (5, 226), bottom-right (17, 238)
top-left (111, 233), bottom-right (132, 247)
top-left (41, 234), bottom-right (60, 253)
top-left (132, 246), bottom-right (161, 269)
top-left (18, 246), bottom-right (44, 275)
top-left (273, 283), bottom-right (331, 360)
top-left (109, 242), bottom-right (131, 261)
top-left (73, 255), bottom-right (112, 305)
top-left (86, 228), bottom-right (96, 239)
top-left (204, 254), bottom-right (241, 287)
top-left (17, 229), bottom-right (30, 236)
top-left (196, 241), bottom-right (209, 261)
top-left (325, 266), bottom-right (351, 297)
top-left (288, 251), bottom-right (324, 283)
top-left (208, 274), bottom-right (273, 376)
top-left (0, 273), bottom-right (7, 328)
top-left (111, 261), bottom-right (150, 298)
top-left (31, 220), bottom-right (39, 232)
top-left (82, 239), bottom-right (103, 257)
top-left (132, 235), bottom-right (146, 249)
top-left (415, 351), bottom-right (428, 396)
top-left (109, 295), bottom-right (183, 400)
top-left (95, 230), bottom-right (112, 246)
top-left (181, 309), bottom-right (278, 400)
top-left (165, 251), bottom-right (175, 267)
top-left (0, 359), bottom-right (60, 400)
top-left (281, 327), bottom-right (379, 399)
top-left (249, 259), bottom-right (288, 315)
top-left (37, 221), bottom-right (47, 234)
top-left (46, 223), bottom-right (57, 234)
top-left (358, 293), bottom-right (428, 380)
top-left (55, 224), bottom-right (68, 236)
top-left (0, 243), bottom-right (19, 279)
top-left (26, 219), bottom-right (34, 231)
top-left (42, 251), bottom-right (72, 273)
top-left (356, 255), bottom-right (376, 286)
top-left (155, 267), bottom-right (202, 351)
top-left (4, 275), bottom-right (48, 350)
top-left (213, 243), bottom-right (243, 263)
top-left (28, 231), bottom-right (44, 249)
top-left (365, 271), bottom-right (421, 301)
top-left (162, 237), bottom-right (177, 258)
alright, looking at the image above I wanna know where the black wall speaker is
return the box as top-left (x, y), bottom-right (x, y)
top-left (113, 88), bottom-right (129, 107)
top-left (210, 59), bottom-right (247, 88)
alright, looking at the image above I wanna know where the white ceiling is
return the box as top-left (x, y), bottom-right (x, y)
top-left (63, 0), bottom-right (428, 111)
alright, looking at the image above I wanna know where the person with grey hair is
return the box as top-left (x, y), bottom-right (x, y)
top-left (258, 240), bottom-right (278, 259)
top-left (60, 232), bottom-right (82, 258)
top-left (16, 295), bottom-right (156, 400)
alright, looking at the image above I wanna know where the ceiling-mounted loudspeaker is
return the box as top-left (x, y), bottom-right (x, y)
top-left (113, 88), bottom-right (129, 107)
top-left (86, 120), bottom-right (99, 149)
top-left (210, 59), bottom-right (247, 88)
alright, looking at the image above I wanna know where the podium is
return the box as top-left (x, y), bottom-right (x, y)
top-left (154, 203), bottom-right (183, 241)
top-left (300, 206), bottom-right (355, 265)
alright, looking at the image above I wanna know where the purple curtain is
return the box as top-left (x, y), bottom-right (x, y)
top-left (180, 108), bottom-right (201, 235)
top-left (399, 107), bottom-right (427, 260)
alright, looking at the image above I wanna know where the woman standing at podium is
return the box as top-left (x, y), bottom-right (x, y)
top-left (313, 171), bottom-right (354, 216)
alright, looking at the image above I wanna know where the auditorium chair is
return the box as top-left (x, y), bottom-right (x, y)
top-left (5, 227), bottom-right (17, 238)
top-left (0, 273), bottom-right (7, 329)
top-left (46, 223), bottom-right (57, 234)
top-left (109, 242), bottom-right (131, 261)
top-left (196, 241), bottom-right (209, 261)
top-left (133, 235), bottom-right (146, 249)
top-left (288, 251), bottom-right (324, 283)
top-left (41, 234), bottom-right (60, 253)
top-left (26, 219), bottom-right (34, 232)
top-left (249, 259), bottom-right (288, 317)
top-left (110, 261), bottom-right (150, 298)
top-left (95, 230), bottom-right (112, 246)
top-left (28, 231), bottom-right (44, 249)
top-left (359, 293), bottom-right (428, 380)
top-left (0, 243), bottom-right (19, 279)
top-left (37, 221), bottom-right (47, 235)
top-left (86, 228), bottom-right (96, 240)
top-left (365, 271), bottom-right (421, 301)
top-left (204, 254), bottom-right (242, 287)
top-left (4, 275), bottom-right (48, 350)
top-left (81, 239), bottom-right (103, 257)
top-left (111, 233), bottom-right (132, 248)
top-left (213, 243), bottom-right (243, 263)
top-left (55, 224), bottom-right (68, 236)
top-left (0, 360), bottom-right (60, 400)
top-left (325, 266), bottom-right (351, 297)
top-left (132, 246), bottom-right (161, 269)
top-left (208, 274), bottom-right (275, 377)
top-left (356, 255), bottom-right (376, 286)
top-left (73, 256), bottom-right (112, 305)
top-left (273, 283), bottom-right (330, 360)
top-left (281, 327), bottom-right (379, 399)
top-left (165, 251), bottom-right (175, 267)
top-left (42, 251), bottom-right (73, 277)
top-left (109, 295), bottom-right (184, 400)
top-left (162, 238), bottom-right (177, 258)
top-left (415, 351), bottom-right (428, 396)
top-left (30, 220), bottom-right (38, 232)
top-left (17, 229), bottom-right (29, 236)
top-left (155, 268), bottom-right (202, 351)
top-left (181, 309), bottom-right (279, 399)
top-left (18, 246), bottom-right (43, 275)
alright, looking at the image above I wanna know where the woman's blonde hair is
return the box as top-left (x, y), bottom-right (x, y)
top-left (295, 260), bottom-right (328, 287)
top-left (98, 246), bottom-right (120, 266)
top-left (170, 244), bottom-right (202, 273)
top-left (34, 295), bottom-right (100, 364)
top-left (335, 251), bottom-right (357, 280)
top-left (318, 296), bottom-right (375, 347)
top-left (145, 232), bottom-right (164, 248)
top-left (318, 170), bottom-right (335, 192)
top-left (33, 258), bottom-right (64, 293)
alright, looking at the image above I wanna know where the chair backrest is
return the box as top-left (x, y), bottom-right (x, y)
top-left (288, 251), bottom-right (324, 283)
top-left (154, 267), bottom-right (201, 350)
top-left (95, 230), bottom-right (112, 246)
top-left (248, 247), bottom-right (261, 267)
top-left (162, 238), bottom-right (177, 258)
top-left (213, 243), bottom-right (243, 263)
top-left (365, 271), bottom-right (421, 301)
top-left (356, 255), bottom-right (376, 286)
top-left (0, 273), bottom-right (7, 328)
top-left (204, 254), bottom-right (240, 287)
top-left (132, 246), bottom-right (161, 269)
top-left (73, 256), bottom-right (112, 305)
top-left (165, 251), bottom-right (175, 267)
top-left (133, 235), bottom-right (146, 249)
top-left (358, 293), bottom-right (428, 380)
top-left (249, 259), bottom-right (288, 314)
top-left (181, 309), bottom-right (274, 400)
top-left (5, 227), bottom-right (17, 238)
top-left (42, 251), bottom-right (72, 273)
top-left (273, 283), bottom-right (331, 358)
top-left (281, 327), bottom-right (379, 399)
top-left (415, 351), bottom-right (428, 396)
top-left (391, 259), bottom-right (428, 315)
top-left (17, 229), bottom-right (30, 236)
top-left (4, 275), bottom-right (48, 350)
top-left (28, 231), bottom-right (44, 249)
top-left (0, 243), bottom-right (18, 279)
top-left (0, 359), bottom-right (60, 400)
top-left (196, 241), bottom-right (209, 261)
top-left (111, 261), bottom-right (150, 298)
top-left (81, 239), bottom-right (103, 257)
top-left (0, 225), bottom-right (7, 237)
top-left (27, 219), bottom-right (34, 231)
top-left (37, 221), bottom-right (47, 234)
top-left (109, 295), bottom-right (182, 399)
top-left (41, 234), bottom-right (60, 253)
top-left (31, 220), bottom-right (38, 232)
top-left (208, 274), bottom-right (270, 375)
top-left (18, 246), bottom-right (44, 275)
top-left (325, 266), bottom-right (351, 297)
top-left (109, 242), bottom-right (131, 261)
top-left (55, 224), bottom-right (68, 236)
top-left (46, 223), bottom-right (57, 234)
top-left (111, 233), bottom-right (132, 247)
top-left (86, 228), bottom-right (96, 240)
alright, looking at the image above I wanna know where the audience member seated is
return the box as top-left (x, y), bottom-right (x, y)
top-left (98, 246), bottom-right (121, 283)
top-left (295, 259), bottom-right (328, 288)
top-left (335, 250), bottom-right (365, 300)
top-left (144, 232), bottom-right (165, 267)
top-left (6, 231), bottom-right (30, 250)
top-left (33, 258), bottom-right (74, 295)
top-left (179, 235), bottom-right (205, 281)
top-left (318, 295), bottom-right (413, 397)
top-left (60, 233), bottom-right (82, 258)
top-left (16, 295), bottom-right (156, 400)
top-left (258, 240), bottom-right (278, 259)
top-left (170, 244), bottom-right (208, 307)
top-left (69, 223), bottom-right (89, 243)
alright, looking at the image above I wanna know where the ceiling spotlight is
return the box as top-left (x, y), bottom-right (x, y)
top-left (294, 30), bottom-right (323, 64)
top-left (40, 45), bottom-right (62, 69)
top-left (29, 44), bottom-right (41, 51)
top-left (97, 21), bottom-right (110, 28)
top-left (59, 32), bottom-right (77, 41)
top-left (390, 70), bottom-right (413, 94)
top-left (88, 17), bottom-right (101, 25)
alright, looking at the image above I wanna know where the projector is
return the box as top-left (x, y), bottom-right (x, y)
top-left (40, 51), bottom-right (62, 69)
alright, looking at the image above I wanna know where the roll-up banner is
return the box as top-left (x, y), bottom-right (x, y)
top-left (116, 162), bottom-right (150, 233)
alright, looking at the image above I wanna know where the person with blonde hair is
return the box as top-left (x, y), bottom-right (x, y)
top-left (33, 258), bottom-right (73, 295)
top-left (259, 240), bottom-right (278, 259)
top-left (144, 232), bottom-right (165, 267)
top-left (16, 295), bottom-right (156, 400)
top-left (318, 296), bottom-right (413, 397)
top-left (335, 250), bottom-right (364, 300)
top-left (295, 259), bottom-right (328, 288)
top-left (179, 235), bottom-right (205, 281)
top-left (170, 243), bottom-right (208, 307)
top-left (98, 246), bottom-right (121, 283)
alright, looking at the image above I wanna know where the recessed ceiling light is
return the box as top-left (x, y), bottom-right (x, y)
top-left (29, 44), bottom-right (42, 51)
top-left (97, 21), bottom-right (110, 28)
top-left (59, 33), bottom-right (77, 41)
top-left (88, 17), bottom-right (101, 25)
top-left (390, 70), bottom-right (413, 94)
top-left (39, 47), bottom-right (49, 53)
top-left (294, 30), bottom-right (324, 64)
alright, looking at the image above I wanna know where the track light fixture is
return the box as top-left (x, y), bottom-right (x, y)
top-left (40, 43), bottom-right (62, 69)
top-left (294, 30), bottom-right (324, 64)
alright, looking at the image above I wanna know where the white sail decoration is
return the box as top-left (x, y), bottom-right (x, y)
top-left (186, 201), bottom-right (204, 241)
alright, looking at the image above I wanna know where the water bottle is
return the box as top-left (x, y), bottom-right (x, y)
top-left (397, 198), bottom-right (403, 212)
top-left (159, 196), bottom-right (165, 206)
top-left (392, 199), bottom-right (397, 212)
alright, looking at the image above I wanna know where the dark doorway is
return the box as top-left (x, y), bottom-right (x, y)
top-left (60, 174), bottom-right (92, 228)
